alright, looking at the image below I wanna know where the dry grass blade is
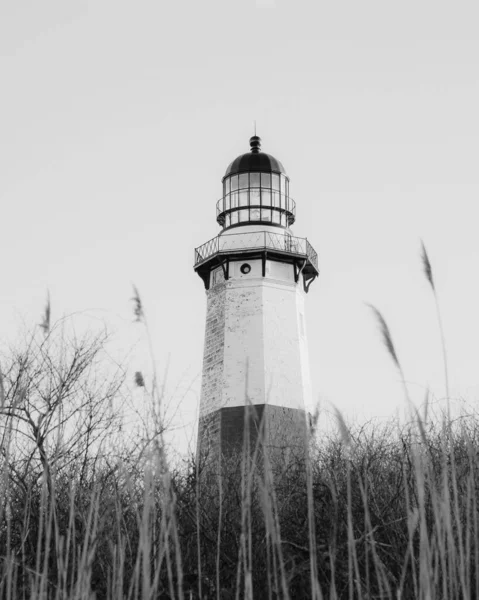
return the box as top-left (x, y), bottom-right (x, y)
top-left (367, 303), bottom-right (413, 408)
top-left (420, 240), bottom-right (450, 403)
top-left (134, 370), bottom-right (145, 387)
top-left (131, 284), bottom-right (144, 322)
top-left (367, 304), bottom-right (401, 371)
top-left (420, 240), bottom-right (435, 291)
top-left (0, 364), bottom-right (5, 408)
top-left (333, 406), bottom-right (351, 449)
top-left (39, 290), bottom-right (51, 335)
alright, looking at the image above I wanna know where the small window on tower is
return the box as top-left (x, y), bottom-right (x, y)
top-left (250, 188), bottom-right (260, 204)
top-left (239, 173), bottom-right (249, 190)
top-left (261, 173), bottom-right (271, 189)
top-left (239, 190), bottom-right (248, 207)
top-left (272, 173), bottom-right (280, 191)
top-left (250, 208), bottom-right (260, 221)
top-left (250, 172), bottom-right (260, 188)
top-left (240, 263), bottom-right (251, 275)
top-left (261, 208), bottom-right (272, 221)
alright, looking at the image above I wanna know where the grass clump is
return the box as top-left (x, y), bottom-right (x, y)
top-left (1, 243), bottom-right (474, 598)
top-left (3, 365), bottom-right (479, 600)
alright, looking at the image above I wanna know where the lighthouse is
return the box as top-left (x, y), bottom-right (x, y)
top-left (194, 136), bottom-right (318, 464)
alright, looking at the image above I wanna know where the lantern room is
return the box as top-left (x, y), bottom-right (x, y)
top-left (216, 136), bottom-right (296, 229)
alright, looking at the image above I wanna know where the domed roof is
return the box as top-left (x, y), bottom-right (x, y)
top-left (223, 136), bottom-right (287, 179)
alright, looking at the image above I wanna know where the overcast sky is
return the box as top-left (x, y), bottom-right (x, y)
top-left (1, 0), bottom-right (478, 457)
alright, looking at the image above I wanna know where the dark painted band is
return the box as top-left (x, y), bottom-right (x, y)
top-left (198, 404), bottom-right (310, 461)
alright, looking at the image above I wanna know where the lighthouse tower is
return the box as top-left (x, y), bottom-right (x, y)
top-left (194, 136), bottom-right (318, 464)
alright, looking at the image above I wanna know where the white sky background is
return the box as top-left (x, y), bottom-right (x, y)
top-left (1, 0), bottom-right (478, 459)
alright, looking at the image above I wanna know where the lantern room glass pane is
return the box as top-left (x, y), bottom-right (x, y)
top-left (280, 175), bottom-right (287, 193)
top-left (239, 173), bottom-right (248, 190)
top-left (271, 191), bottom-right (280, 208)
top-left (225, 214), bottom-right (231, 227)
top-left (238, 209), bottom-right (248, 222)
top-left (224, 196), bottom-right (230, 211)
top-left (250, 172), bottom-right (260, 188)
top-left (272, 210), bottom-right (281, 224)
top-left (250, 208), bottom-right (260, 221)
top-left (231, 175), bottom-right (238, 191)
top-left (231, 210), bottom-right (238, 225)
top-left (261, 173), bottom-right (271, 188)
top-left (280, 213), bottom-right (287, 226)
top-left (230, 192), bottom-right (239, 209)
top-left (262, 190), bottom-right (271, 206)
top-left (225, 178), bottom-right (231, 194)
top-left (250, 188), bottom-right (260, 205)
top-left (239, 190), bottom-right (248, 207)
top-left (261, 208), bottom-right (272, 221)
top-left (272, 174), bottom-right (280, 191)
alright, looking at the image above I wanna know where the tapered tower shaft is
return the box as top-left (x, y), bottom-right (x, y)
top-left (194, 137), bottom-right (318, 464)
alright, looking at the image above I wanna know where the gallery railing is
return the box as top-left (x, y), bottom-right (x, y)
top-left (194, 230), bottom-right (318, 271)
top-left (216, 193), bottom-right (297, 218)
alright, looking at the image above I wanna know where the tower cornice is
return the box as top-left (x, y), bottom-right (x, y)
top-left (194, 229), bottom-right (318, 292)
